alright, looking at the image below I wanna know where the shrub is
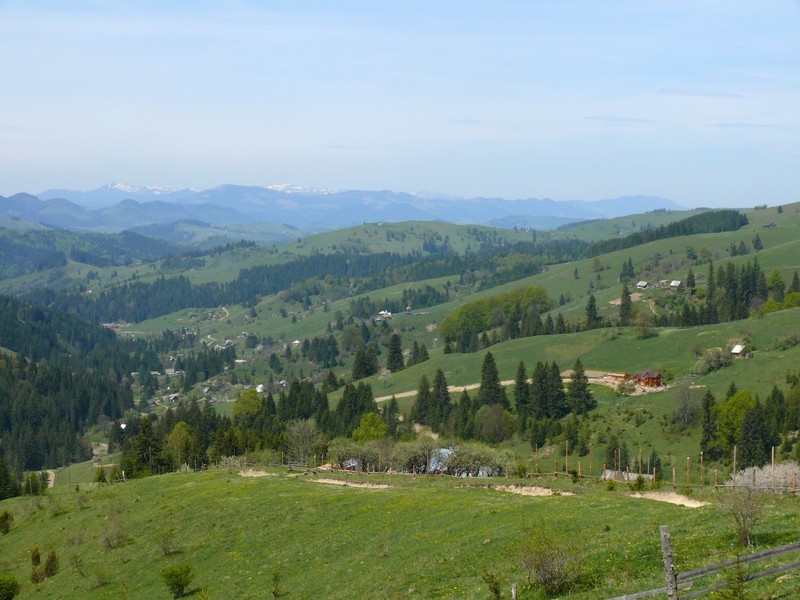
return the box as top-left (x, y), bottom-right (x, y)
top-left (161, 564), bottom-right (194, 598)
top-left (43, 550), bottom-right (59, 578)
top-left (605, 478), bottom-right (616, 491)
top-left (0, 511), bottom-right (12, 535)
top-left (93, 467), bottom-right (107, 485)
top-left (514, 523), bottom-right (582, 596)
top-left (0, 574), bottom-right (20, 600)
top-left (155, 528), bottom-right (176, 556)
top-left (721, 489), bottom-right (764, 548)
top-left (774, 333), bottom-right (799, 351)
top-left (30, 547), bottom-right (40, 567)
top-left (30, 569), bottom-right (45, 585)
top-left (480, 569), bottom-right (502, 600)
top-left (629, 474), bottom-right (647, 492)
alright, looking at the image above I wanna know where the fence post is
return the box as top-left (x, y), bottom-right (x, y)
top-left (771, 446), bottom-right (775, 492)
top-left (511, 582), bottom-right (517, 600)
top-left (660, 525), bottom-right (680, 600)
top-left (700, 452), bottom-right (704, 488)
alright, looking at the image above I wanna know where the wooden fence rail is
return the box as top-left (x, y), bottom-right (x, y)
top-left (607, 529), bottom-right (800, 600)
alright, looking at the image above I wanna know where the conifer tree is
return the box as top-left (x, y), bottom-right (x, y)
top-left (585, 294), bottom-right (600, 329)
top-left (430, 368), bottom-right (452, 432)
top-left (411, 375), bottom-right (431, 425)
top-left (546, 361), bottom-right (568, 418)
top-left (478, 351), bottom-right (506, 407)
top-left (386, 333), bottom-right (404, 372)
top-left (514, 361), bottom-right (530, 430)
top-left (567, 358), bottom-right (594, 415)
top-left (618, 283), bottom-right (633, 325)
top-left (790, 270), bottom-right (800, 294)
top-left (417, 344), bottom-right (429, 363)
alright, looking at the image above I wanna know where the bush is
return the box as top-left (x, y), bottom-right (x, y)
top-left (0, 511), bottom-right (12, 535)
top-left (43, 550), bottom-right (59, 578)
top-left (161, 564), bottom-right (194, 598)
top-left (515, 523), bottom-right (582, 596)
top-left (721, 489), bottom-right (763, 548)
top-left (30, 547), bottom-right (40, 567)
top-left (93, 467), bottom-right (107, 485)
top-left (629, 474), bottom-right (647, 492)
top-left (0, 574), bottom-right (20, 600)
top-left (155, 528), bottom-right (176, 556)
top-left (605, 478), bottom-right (616, 491)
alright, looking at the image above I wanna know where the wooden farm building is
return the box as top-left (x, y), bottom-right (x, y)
top-left (632, 370), bottom-right (663, 387)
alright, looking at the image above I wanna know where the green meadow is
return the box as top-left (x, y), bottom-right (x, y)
top-left (3, 469), bottom-right (800, 599)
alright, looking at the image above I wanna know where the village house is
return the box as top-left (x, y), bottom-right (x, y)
top-left (632, 370), bottom-right (664, 387)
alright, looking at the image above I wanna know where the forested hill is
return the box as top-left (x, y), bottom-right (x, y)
top-left (22, 209), bottom-right (748, 325)
top-left (0, 227), bottom-right (183, 280)
top-left (0, 294), bottom-right (158, 372)
top-left (0, 295), bottom-right (147, 472)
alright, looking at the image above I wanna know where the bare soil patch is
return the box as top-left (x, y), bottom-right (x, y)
top-left (312, 478), bottom-right (390, 489)
top-left (495, 485), bottom-right (574, 497)
top-left (238, 469), bottom-right (279, 478)
top-left (629, 491), bottom-right (708, 508)
top-left (609, 292), bottom-right (643, 306)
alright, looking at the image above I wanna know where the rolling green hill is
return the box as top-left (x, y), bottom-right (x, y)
top-left (2, 468), bottom-right (800, 599)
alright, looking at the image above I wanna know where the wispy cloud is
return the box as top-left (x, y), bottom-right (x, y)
top-left (658, 88), bottom-right (742, 99)
top-left (710, 122), bottom-right (786, 129)
top-left (446, 118), bottom-right (485, 127)
top-left (584, 116), bottom-right (654, 126)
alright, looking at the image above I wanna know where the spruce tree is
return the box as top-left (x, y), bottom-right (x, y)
top-left (567, 358), bottom-right (594, 415)
top-left (430, 369), bottom-right (452, 432)
top-left (546, 361), bottom-right (568, 418)
top-left (585, 294), bottom-right (600, 329)
top-left (790, 270), bottom-right (800, 294)
top-left (411, 375), bottom-right (431, 425)
top-left (514, 361), bottom-right (530, 429)
top-left (417, 344), bottom-right (429, 362)
top-left (618, 283), bottom-right (633, 325)
top-left (529, 361), bottom-right (548, 419)
top-left (478, 351), bottom-right (505, 407)
top-left (738, 404), bottom-right (769, 469)
top-left (386, 333), bottom-right (404, 372)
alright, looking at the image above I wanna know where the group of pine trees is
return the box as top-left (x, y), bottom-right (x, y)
top-left (700, 374), bottom-right (800, 470)
top-left (406, 352), bottom-right (594, 445)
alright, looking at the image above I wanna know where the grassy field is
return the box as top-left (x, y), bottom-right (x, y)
top-left (2, 468), bottom-right (800, 599)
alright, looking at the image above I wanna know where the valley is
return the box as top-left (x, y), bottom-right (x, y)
top-left (2, 199), bottom-right (800, 598)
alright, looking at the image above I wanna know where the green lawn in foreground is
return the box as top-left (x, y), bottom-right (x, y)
top-left (2, 469), bottom-right (800, 599)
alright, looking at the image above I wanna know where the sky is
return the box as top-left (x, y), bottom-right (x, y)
top-left (0, 1), bottom-right (798, 207)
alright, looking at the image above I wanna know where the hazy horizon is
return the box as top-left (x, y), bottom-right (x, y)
top-left (1, 1), bottom-right (798, 208)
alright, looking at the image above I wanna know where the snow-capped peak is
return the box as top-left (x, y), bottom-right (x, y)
top-left (105, 182), bottom-right (185, 195)
top-left (264, 183), bottom-right (337, 195)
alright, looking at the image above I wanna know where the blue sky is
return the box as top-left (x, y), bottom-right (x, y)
top-left (1, 1), bottom-right (798, 206)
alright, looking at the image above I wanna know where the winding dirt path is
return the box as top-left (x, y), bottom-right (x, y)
top-left (375, 373), bottom-right (667, 403)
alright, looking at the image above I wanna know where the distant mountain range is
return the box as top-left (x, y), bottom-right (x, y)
top-left (0, 183), bottom-right (685, 235)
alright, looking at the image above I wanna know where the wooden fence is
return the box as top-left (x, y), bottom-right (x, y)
top-left (607, 526), bottom-right (800, 600)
